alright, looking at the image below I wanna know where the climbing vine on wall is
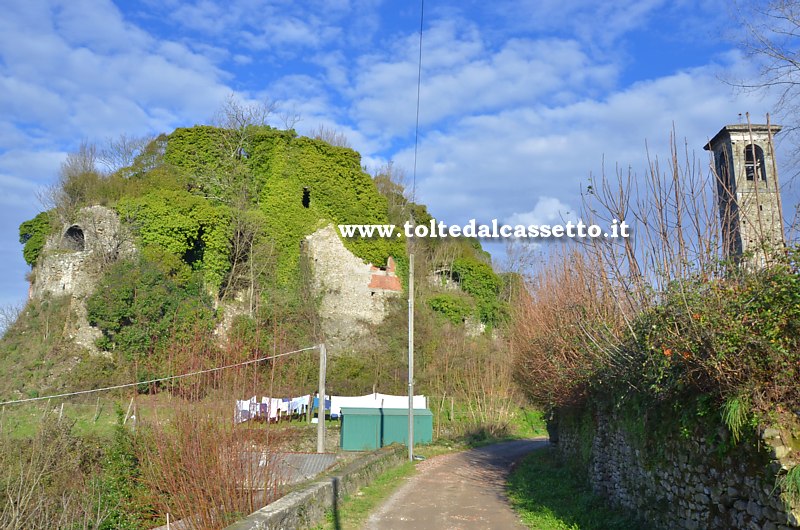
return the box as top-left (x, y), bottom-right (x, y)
top-left (116, 189), bottom-right (231, 291)
top-left (451, 256), bottom-right (507, 326)
top-left (164, 126), bottom-right (404, 286)
top-left (427, 293), bottom-right (476, 324)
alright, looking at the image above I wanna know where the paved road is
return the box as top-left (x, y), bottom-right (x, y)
top-left (365, 439), bottom-right (547, 530)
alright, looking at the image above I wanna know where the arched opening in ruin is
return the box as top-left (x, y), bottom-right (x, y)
top-left (62, 225), bottom-right (85, 251)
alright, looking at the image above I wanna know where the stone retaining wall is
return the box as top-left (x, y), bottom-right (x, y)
top-left (224, 445), bottom-right (406, 530)
top-left (555, 407), bottom-right (799, 529)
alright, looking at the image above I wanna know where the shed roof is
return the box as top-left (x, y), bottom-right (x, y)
top-left (340, 407), bottom-right (432, 416)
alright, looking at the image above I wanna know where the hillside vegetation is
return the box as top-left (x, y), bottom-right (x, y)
top-left (8, 112), bottom-right (513, 412)
top-left (0, 110), bottom-right (521, 528)
top-left (511, 136), bottom-right (800, 478)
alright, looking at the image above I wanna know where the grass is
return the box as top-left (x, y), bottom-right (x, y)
top-left (459, 406), bottom-right (549, 448)
top-left (513, 407), bottom-right (549, 438)
top-left (316, 460), bottom-right (416, 530)
top-left (1, 401), bottom-right (123, 439)
top-left (779, 464), bottom-right (800, 507)
top-left (721, 394), bottom-right (750, 444)
top-left (0, 394), bottom-right (186, 440)
top-left (507, 446), bottom-right (645, 530)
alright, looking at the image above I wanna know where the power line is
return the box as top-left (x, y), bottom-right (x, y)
top-left (411, 0), bottom-right (424, 201)
top-left (0, 345), bottom-right (320, 407)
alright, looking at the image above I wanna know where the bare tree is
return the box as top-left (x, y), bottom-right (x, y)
top-left (212, 94), bottom-right (277, 158)
top-left (310, 124), bottom-right (351, 148)
top-left (196, 95), bottom-right (280, 204)
top-left (61, 140), bottom-right (99, 177)
top-left (0, 302), bottom-right (23, 337)
top-left (279, 106), bottom-right (302, 130)
top-left (220, 200), bottom-right (276, 317)
top-left (736, 0), bottom-right (800, 118)
top-left (98, 134), bottom-right (154, 174)
top-left (38, 140), bottom-right (102, 224)
top-left (372, 161), bottom-right (411, 223)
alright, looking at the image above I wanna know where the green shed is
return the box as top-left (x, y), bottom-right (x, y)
top-left (339, 407), bottom-right (433, 451)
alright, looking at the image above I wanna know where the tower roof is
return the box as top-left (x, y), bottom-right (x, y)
top-left (704, 124), bottom-right (782, 151)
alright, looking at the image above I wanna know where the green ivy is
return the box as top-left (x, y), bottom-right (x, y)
top-left (427, 293), bottom-right (476, 324)
top-left (116, 189), bottom-right (231, 291)
top-left (451, 256), bottom-right (507, 326)
top-left (19, 211), bottom-right (53, 266)
top-left (164, 126), bottom-right (404, 286)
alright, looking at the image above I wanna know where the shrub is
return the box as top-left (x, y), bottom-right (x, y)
top-left (18, 211), bottom-right (54, 266)
top-left (86, 255), bottom-right (217, 372)
top-left (427, 294), bottom-right (475, 324)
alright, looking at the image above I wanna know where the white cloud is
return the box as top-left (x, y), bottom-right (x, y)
top-left (480, 0), bottom-right (669, 45)
top-left (507, 197), bottom-right (576, 226)
top-left (348, 20), bottom-right (617, 137)
top-left (0, 0), bottom-right (235, 145)
top-left (0, 0), bottom-right (245, 305)
top-left (0, 0), bottom-right (789, 305)
top-left (393, 56), bottom-right (779, 228)
top-left (53, 0), bottom-right (152, 52)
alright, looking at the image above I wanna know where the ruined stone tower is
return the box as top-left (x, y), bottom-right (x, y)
top-left (704, 122), bottom-right (785, 268)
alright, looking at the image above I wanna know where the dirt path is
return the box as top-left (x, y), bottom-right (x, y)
top-left (365, 439), bottom-right (547, 530)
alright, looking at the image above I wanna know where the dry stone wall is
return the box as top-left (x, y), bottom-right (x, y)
top-left (555, 407), bottom-right (800, 529)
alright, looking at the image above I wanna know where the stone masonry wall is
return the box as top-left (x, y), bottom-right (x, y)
top-left (303, 224), bottom-right (402, 352)
top-left (30, 206), bottom-right (135, 353)
top-left (556, 407), bottom-right (800, 530)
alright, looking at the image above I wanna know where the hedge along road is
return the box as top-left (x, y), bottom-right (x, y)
top-left (365, 439), bottom-right (547, 529)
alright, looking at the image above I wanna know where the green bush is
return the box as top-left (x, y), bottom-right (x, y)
top-left (94, 414), bottom-right (153, 529)
top-left (624, 250), bottom-right (800, 410)
top-left (86, 255), bottom-right (216, 365)
top-left (427, 293), bottom-right (475, 324)
top-left (451, 256), bottom-right (507, 326)
top-left (19, 211), bottom-right (54, 266)
top-left (116, 189), bottom-right (231, 291)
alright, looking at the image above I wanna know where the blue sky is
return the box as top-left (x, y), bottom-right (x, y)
top-left (0, 0), bottom-right (788, 307)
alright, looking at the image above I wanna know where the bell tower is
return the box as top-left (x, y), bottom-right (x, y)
top-left (704, 121), bottom-right (785, 268)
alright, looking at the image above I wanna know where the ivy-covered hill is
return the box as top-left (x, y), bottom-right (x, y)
top-left (162, 126), bottom-right (406, 286)
top-left (20, 126), bottom-right (406, 291)
top-left (8, 123), bottom-right (509, 398)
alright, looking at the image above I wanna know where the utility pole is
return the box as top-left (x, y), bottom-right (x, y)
top-left (317, 343), bottom-right (327, 454)
top-left (408, 254), bottom-right (415, 461)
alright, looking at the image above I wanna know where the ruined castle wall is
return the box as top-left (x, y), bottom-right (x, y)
top-left (303, 224), bottom-right (402, 352)
top-left (30, 206), bottom-right (135, 352)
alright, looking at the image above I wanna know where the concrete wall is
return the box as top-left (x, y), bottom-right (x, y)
top-left (555, 407), bottom-right (800, 529)
top-left (224, 445), bottom-right (406, 530)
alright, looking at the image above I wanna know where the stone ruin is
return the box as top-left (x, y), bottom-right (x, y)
top-left (29, 206), bottom-right (135, 352)
top-left (303, 224), bottom-right (403, 352)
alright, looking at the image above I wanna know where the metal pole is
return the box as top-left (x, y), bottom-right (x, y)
top-left (408, 254), bottom-right (415, 461)
top-left (317, 343), bottom-right (327, 453)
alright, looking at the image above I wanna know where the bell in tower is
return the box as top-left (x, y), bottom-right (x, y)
top-left (704, 120), bottom-right (785, 269)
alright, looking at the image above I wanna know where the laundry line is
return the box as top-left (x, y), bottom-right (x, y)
top-left (234, 392), bottom-right (428, 424)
